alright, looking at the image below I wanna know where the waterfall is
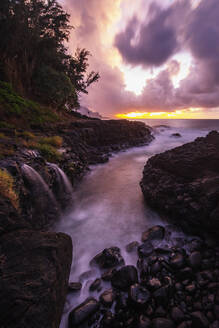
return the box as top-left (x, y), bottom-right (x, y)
top-left (21, 164), bottom-right (59, 228)
top-left (47, 163), bottom-right (73, 208)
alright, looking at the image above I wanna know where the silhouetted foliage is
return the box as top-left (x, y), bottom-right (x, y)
top-left (0, 0), bottom-right (99, 109)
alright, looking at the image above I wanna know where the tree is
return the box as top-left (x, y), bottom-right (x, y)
top-left (0, 0), bottom-right (99, 109)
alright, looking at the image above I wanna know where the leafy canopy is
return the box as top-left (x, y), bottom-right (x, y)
top-left (0, 0), bottom-right (99, 109)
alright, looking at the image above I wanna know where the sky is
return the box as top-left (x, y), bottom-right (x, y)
top-left (62, 0), bottom-right (219, 119)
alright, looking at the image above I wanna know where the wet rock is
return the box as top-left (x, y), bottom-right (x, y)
top-left (171, 133), bottom-right (182, 138)
top-left (129, 284), bottom-right (151, 307)
top-left (191, 311), bottom-right (209, 328)
top-left (188, 251), bottom-right (202, 270)
top-left (148, 278), bottom-right (162, 290)
top-left (210, 321), bottom-right (219, 328)
top-left (90, 247), bottom-right (125, 269)
top-left (100, 289), bottom-right (115, 307)
top-left (170, 252), bottom-right (185, 269)
top-left (171, 307), bottom-right (185, 323)
top-left (152, 318), bottom-right (175, 328)
top-left (100, 311), bottom-right (115, 327)
top-left (68, 297), bottom-right (99, 327)
top-left (126, 241), bottom-right (139, 253)
top-left (0, 230), bottom-right (72, 328)
top-left (177, 267), bottom-right (194, 280)
top-left (138, 241), bottom-right (154, 258)
top-left (141, 225), bottom-right (165, 243)
top-left (111, 265), bottom-right (138, 290)
top-left (185, 283), bottom-right (196, 294)
top-left (153, 286), bottom-right (169, 306)
top-left (155, 305), bottom-right (167, 317)
top-left (89, 278), bottom-right (102, 291)
top-left (68, 282), bottom-right (82, 292)
top-left (140, 130), bottom-right (219, 236)
top-left (101, 268), bottom-right (116, 281)
top-left (138, 315), bottom-right (151, 328)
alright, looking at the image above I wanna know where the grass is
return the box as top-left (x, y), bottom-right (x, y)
top-left (17, 131), bottom-right (36, 139)
top-left (38, 136), bottom-right (63, 147)
top-left (0, 81), bottom-right (59, 128)
top-left (0, 168), bottom-right (19, 209)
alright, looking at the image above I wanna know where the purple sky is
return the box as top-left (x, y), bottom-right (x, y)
top-left (62, 0), bottom-right (219, 118)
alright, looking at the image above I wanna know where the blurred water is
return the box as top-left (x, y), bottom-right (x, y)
top-left (57, 121), bottom-right (217, 327)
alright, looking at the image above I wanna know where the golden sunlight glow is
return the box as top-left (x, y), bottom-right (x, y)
top-left (115, 108), bottom-right (208, 119)
top-left (120, 65), bottom-right (157, 95)
top-left (116, 111), bottom-right (181, 119)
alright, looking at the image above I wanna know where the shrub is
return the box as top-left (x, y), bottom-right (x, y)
top-left (18, 131), bottom-right (36, 139)
top-left (36, 144), bottom-right (61, 162)
top-left (39, 136), bottom-right (63, 147)
top-left (0, 168), bottom-right (19, 209)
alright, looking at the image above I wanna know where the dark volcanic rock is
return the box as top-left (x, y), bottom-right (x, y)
top-left (140, 131), bottom-right (219, 236)
top-left (152, 318), bottom-right (175, 328)
top-left (141, 225), bottom-right (165, 243)
top-left (111, 265), bottom-right (138, 290)
top-left (171, 133), bottom-right (181, 138)
top-left (129, 283), bottom-right (150, 307)
top-left (100, 289), bottom-right (115, 307)
top-left (90, 247), bottom-right (125, 269)
top-left (68, 282), bottom-right (82, 292)
top-left (191, 311), bottom-right (209, 328)
top-left (68, 297), bottom-right (99, 327)
top-left (0, 230), bottom-right (72, 328)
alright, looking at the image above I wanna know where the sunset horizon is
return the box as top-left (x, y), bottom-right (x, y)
top-left (62, 0), bottom-right (219, 119)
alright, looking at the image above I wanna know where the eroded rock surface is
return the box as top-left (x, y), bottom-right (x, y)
top-left (140, 131), bottom-right (219, 236)
top-left (0, 230), bottom-right (72, 328)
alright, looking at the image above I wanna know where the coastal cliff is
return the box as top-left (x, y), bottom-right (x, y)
top-left (140, 130), bottom-right (219, 237)
top-left (0, 111), bottom-right (153, 327)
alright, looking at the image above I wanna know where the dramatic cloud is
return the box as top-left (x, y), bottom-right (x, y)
top-left (61, 0), bottom-right (219, 117)
top-left (115, 1), bottom-right (190, 67)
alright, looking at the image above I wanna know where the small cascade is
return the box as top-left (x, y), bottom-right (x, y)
top-left (21, 164), bottom-right (59, 228)
top-left (47, 163), bottom-right (73, 208)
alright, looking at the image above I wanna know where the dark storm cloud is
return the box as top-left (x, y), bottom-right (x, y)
top-left (115, 1), bottom-right (189, 67)
top-left (63, 0), bottom-right (219, 115)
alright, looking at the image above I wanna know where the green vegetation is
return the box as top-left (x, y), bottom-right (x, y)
top-left (25, 137), bottom-right (62, 162)
top-left (39, 136), bottom-right (63, 148)
top-left (0, 0), bottom-right (99, 110)
top-left (0, 81), bottom-right (58, 127)
top-left (0, 169), bottom-right (19, 209)
top-left (35, 143), bottom-right (61, 162)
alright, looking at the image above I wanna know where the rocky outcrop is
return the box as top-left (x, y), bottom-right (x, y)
top-left (0, 228), bottom-right (72, 328)
top-left (67, 225), bottom-right (219, 328)
top-left (140, 131), bottom-right (219, 236)
top-left (0, 118), bottom-right (153, 328)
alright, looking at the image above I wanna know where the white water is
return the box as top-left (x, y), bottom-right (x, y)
top-left (57, 125), bottom-right (211, 327)
top-left (21, 164), bottom-right (57, 206)
top-left (47, 163), bottom-right (73, 207)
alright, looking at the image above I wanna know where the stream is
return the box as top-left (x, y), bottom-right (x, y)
top-left (57, 123), bottom-right (211, 327)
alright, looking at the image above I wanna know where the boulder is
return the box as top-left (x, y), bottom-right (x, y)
top-left (191, 311), bottom-right (209, 328)
top-left (129, 284), bottom-right (150, 307)
top-left (90, 247), bottom-right (125, 269)
top-left (0, 230), bottom-right (72, 328)
top-left (100, 289), bottom-right (115, 307)
top-left (152, 318), bottom-right (175, 328)
top-left (68, 297), bottom-right (99, 327)
top-left (111, 265), bottom-right (138, 290)
top-left (141, 225), bottom-right (165, 243)
top-left (140, 131), bottom-right (219, 236)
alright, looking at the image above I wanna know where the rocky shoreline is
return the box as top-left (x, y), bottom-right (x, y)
top-left (0, 118), bottom-right (153, 328)
top-left (67, 224), bottom-right (219, 328)
top-left (140, 130), bottom-right (219, 237)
